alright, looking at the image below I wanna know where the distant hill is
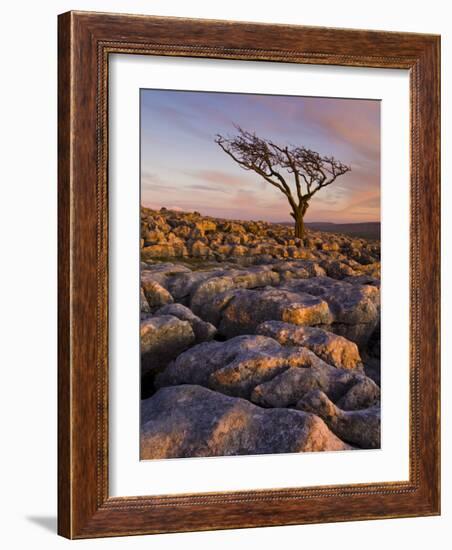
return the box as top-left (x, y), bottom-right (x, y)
top-left (306, 222), bottom-right (380, 241)
top-left (278, 221), bottom-right (380, 241)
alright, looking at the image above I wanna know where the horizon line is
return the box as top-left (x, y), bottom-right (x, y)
top-left (141, 204), bottom-right (380, 226)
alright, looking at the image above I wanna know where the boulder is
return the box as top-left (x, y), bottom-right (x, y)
top-left (219, 221), bottom-right (246, 234)
top-left (363, 356), bottom-right (381, 387)
top-left (140, 263), bottom-right (191, 287)
top-left (224, 234), bottom-right (242, 245)
top-left (190, 276), bottom-right (237, 324)
top-left (343, 274), bottom-right (380, 288)
top-left (296, 389), bottom-right (380, 449)
top-left (141, 278), bottom-right (174, 310)
top-left (209, 346), bottom-right (330, 399)
top-left (139, 208), bottom-right (381, 276)
top-left (322, 242), bottom-right (340, 252)
top-left (141, 243), bottom-right (187, 259)
top-left (188, 268), bottom-right (281, 323)
top-left (336, 378), bottom-right (380, 410)
top-left (190, 240), bottom-right (213, 258)
top-left (281, 277), bottom-right (379, 324)
top-left (229, 245), bottom-right (248, 257)
top-left (217, 288), bottom-right (333, 337)
top-left (140, 315), bottom-right (195, 376)
top-left (273, 266), bottom-right (310, 281)
top-left (155, 303), bottom-right (217, 343)
top-left (271, 259), bottom-right (326, 278)
top-left (172, 225), bottom-right (192, 239)
top-left (155, 334), bottom-right (360, 403)
top-left (165, 269), bottom-right (224, 302)
top-left (256, 321), bottom-right (362, 370)
top-left (189, 269), bottom-right (279, 314)
top-left (321, 260), bottom-right (358, 279)
top-left (367, 322), bottom-right (381, 358)
top-left (140, 385), bottom-right (350, 459)
top-left (251, 364), bottom-right (355, 408)
top-left (281, 277), bottom-right (380, 346)
top-left (144, 229), bottom-right (167, 244)
top-left (140, 287), bottom-right (151, 315)
top-left (229, 266), bottom-right (280, 289)
top-left (156, 335), bottom-right (282, 390)
top-left (195, 219), bottom-right (217, 234)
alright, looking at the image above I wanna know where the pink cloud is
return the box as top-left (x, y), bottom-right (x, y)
top-left (188, 169), bottom-right (249, 187)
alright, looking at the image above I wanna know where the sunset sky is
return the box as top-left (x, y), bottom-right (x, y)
top-left (140, 89), bottom-right (380, 224)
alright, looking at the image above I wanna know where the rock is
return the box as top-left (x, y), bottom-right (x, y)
top-left (219, 221), bottom-right (246, 234)
top-left (140, 287), bottom-right (150, 315)
top-left (140, 315), bottom-right (195, 377)
top-left (155, 333), bottom-right (363, 403)
top-left (140, 263), bottom-right (191, 287)
top-left (139, 207), bottom-right (381, 271)
top-left (274, 266), bottom-right (310, 281)
top-left (155, 303), bottom-right (217, 343)
top-left (281, 277), bottom-right (380, 346)
top-left (190, 276), bottom-right (237, 324)
top-left (322, 242), bottom-right (340, 252)
top-left (140, 385), bottom-right (351, 458)
top-left (144, 229), bottom-right (167, 244)
top-left (282, 277), bottom-right (379, 324)
top-left (195, 219), bottom-right (217, 234)
top-left (165, 269), bottom-right (224, 302)
top-left (156, 335), bottom-right (282, 390)
top-left (229, 266), bottom-right (280, 288)
top-left (190, 240), bottom-right (213, 258)
top-left (321, 260), bottom-right (358, 279)
top-left (253, 253), bottom-right (278, 265)
top-left (189, 268), bottom-right (280, 324)
top-left (141, 277), bottom-right (174, 310)
top-left (250, 350), bottom-right (378, 408)
top-left (363, 356), bottom-right (381, 386)
top-left (357, 251), bottom-right (378, 265)
top-left (251, 363), bottom-right (355, 408)
top-left (343, 274), bottom-right (380, 287)
top-left (256, 321), bottom-right (362, 370)
top-left (141, 243), bottom-right (187, 259)
top-left (367, 322), bottom-right (381, 358)
top-left (173, 225), bottom-right (192, 239)
top-left (166, 232), bottom-right (184, 245)
top-left (361, 262), bottom-right (381, 279)
top-left (296, 389), bottom-right (380, 449)
top-left (190, 268), bottom-right (278, 305)
top-left (209, 346), bottom-right (330, 399)
top-left (229, 245), bottom-right (248, 256)
top-left (217, 288), bottom-right (333, 337)
top-left (336, 378), bottom-right (380, 410)
top-left (139, 208), bottom-right (381, 424)
top-left (224, 234), bottom-right (242, 245)
top-left (271, 260), bottom-right (326, 279)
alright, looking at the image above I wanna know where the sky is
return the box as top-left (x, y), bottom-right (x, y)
top-left (140, 89), bottom-right (380, 224)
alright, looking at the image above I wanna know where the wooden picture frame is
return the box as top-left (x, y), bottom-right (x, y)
top-left (58, 10), bottom-right (440, 539)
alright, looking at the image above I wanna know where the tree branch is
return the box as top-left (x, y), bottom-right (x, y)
top-left (215, 128), bottom-right (351, 219)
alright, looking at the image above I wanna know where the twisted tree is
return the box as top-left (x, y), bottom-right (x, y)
top-left (215, 126), bottom-right (351, 239)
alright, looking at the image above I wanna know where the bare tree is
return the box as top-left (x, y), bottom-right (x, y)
top-left (215, 126), bottom-right (351, 239)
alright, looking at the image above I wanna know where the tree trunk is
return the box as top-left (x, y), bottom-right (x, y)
top-left (292, 202), bottom-right (309, 240)
top-left (294, 214), bottom-right (305, 239)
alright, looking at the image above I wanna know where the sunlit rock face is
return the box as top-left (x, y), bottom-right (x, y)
top-left (256, 321), bottom-right (362, 370)
top-left (139, 207), bottom-right (381, 455)
top-left (140, 385), bottom-right (351, 459)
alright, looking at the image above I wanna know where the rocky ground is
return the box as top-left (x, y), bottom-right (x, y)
top-left (140, 207), bottom-right (381, 459)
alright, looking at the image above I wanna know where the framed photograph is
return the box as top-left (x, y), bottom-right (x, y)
top-left (58, 11), bottom-right (440, 538)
